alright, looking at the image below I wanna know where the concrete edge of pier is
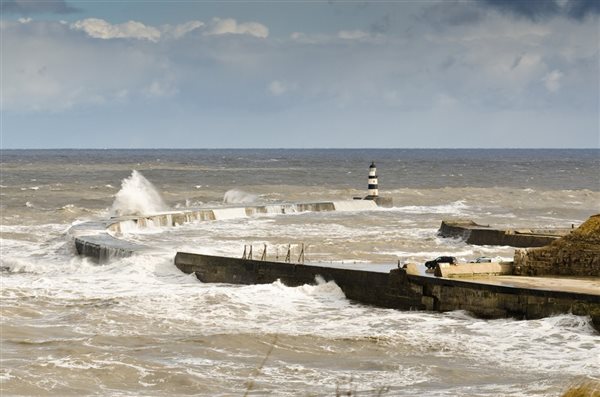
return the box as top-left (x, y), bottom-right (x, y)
top-left (68, 200), bottom-right (377, 263)
top-left (173, 252), bottom-right (600, 332)
top-left (438, 219), bottom-right (572, 247)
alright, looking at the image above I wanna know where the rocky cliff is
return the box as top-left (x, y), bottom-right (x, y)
top-left (514, 214), bottom-right (600, 277)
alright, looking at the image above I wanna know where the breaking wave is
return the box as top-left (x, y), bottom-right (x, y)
top-left (110, 170), bottom-right (167, 217)
top-left (223, 189), bottom-right (258, 204)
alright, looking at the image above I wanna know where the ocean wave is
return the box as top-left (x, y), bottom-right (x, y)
top-left (111, 170), bottom-right (168, 216)
top-left (223, 189), bottom-right (258, 204)
top-left (387, 200), bottom-right (469, 215)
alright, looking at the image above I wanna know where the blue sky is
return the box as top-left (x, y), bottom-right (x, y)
top-left (1, 0), bottom-right (599, 148)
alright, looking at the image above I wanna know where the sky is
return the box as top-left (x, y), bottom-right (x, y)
top-left (1, 0), bottom-right (599, 149)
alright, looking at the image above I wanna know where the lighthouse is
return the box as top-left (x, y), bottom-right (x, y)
top-left (355, 161), bottom-right (392, 207)
top-left (367, 161), bottom-right (379, 198)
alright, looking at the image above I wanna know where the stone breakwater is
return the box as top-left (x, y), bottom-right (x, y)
top-left (174, 252), bottom-right (600, 331)
top-left (438, 219), bottom-right (571, 247)
top-left (69, 201), bottom-right (376, 263)
top-left (514, 214), bottom-right (600, 277)
top-left (70, 207), bottom-right (600, 332)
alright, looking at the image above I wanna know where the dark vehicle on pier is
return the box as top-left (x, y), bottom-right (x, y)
top-left (425, 256), bottom-right (457, 269)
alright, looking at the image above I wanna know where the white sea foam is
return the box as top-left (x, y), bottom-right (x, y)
top-left (110, 170), bottom-right (167, 216)
top-left (392, 200), bottom-right (468, 215)
top-left (223, 189), bottom-right (258, 204)
top-left (212, 207), bottom-right (248, 220)
top-left (332, 200), bottom-right (377, 211)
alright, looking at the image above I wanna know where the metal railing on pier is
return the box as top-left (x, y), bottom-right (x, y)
top-left (242, 243), bottom-right (307, 264)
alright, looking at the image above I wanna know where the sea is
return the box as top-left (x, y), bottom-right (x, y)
top-left (1, 149), bottom-right (599, 396)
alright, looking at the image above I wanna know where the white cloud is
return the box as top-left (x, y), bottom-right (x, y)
top-left (290, 30), bottom-right (381, 44)
top-left (267, 80), bottom-right (299, 96)
top-left (69, 17), bottom-right (269, 42)
top-left (289, 31), bottom-right (325, 44)
top-left (161, 20), bottom-right (204, 39)
top-left (3, 20), bottom-right (173, 111)
top-left (145, 80), bottom-right (177, 98)
top-left (206, 18), bottom-right (269, 38)
top-left (434, 93), bottom-right (459, 108)
top-left (337, 30), bottom-right (370, 40)
top-left (2, 10), bottom-right (596, 119)
top-left (18, 17), bottom-right (32, 24)
top-left (71, 18), bottom-right (161, 42)
top-left (543, 70), bottom-right (564, 92)
top-left (268, 80), bottom-right (287, 96)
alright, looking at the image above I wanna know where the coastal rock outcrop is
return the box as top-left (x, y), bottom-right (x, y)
top-left (514, 214), bottom-right (600, 277)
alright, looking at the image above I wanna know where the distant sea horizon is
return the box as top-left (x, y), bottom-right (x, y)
top-left (2, 147), bottom-right (599, 150)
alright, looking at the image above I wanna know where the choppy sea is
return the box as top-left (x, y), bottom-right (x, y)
top-left (1, 149), bottom-right (599, 396)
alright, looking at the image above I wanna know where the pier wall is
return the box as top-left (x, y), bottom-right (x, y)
top-left (70, 205), bottom-right (600, 330)
top-left (174, 252), bottom-right (600, 330)
top-left (174, 252), bottom-right (424, 309)
top-left (438, 220), bottom-right (569, 247)
top-left (410, 276), bottom-right (600, 326)
top-left (70, 200), bottom-right (373, 263)
top-left (74, 234), bottom-right (145, 262)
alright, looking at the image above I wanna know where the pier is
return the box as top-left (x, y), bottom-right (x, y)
top-left (438, 219), bottom-right (571, 247)
top-left (69, 200), bottom-right (376, 262)
top-left (174, 251), bottom-right (600, 330)
top-left (69, 207), bottom-right (600, 332)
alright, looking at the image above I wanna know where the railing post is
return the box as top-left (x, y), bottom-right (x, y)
top-left (298, 243), bottom-right (305, 264)
top-left (260, 244), bottom-right (267, 261)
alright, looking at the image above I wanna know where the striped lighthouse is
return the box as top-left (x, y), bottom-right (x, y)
top-left (368, 162), bottom-right (379, 198)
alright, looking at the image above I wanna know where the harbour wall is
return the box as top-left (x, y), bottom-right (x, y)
top-left (69, 200), bottom-right (376, 263)
top-left (174, 252), bottom-right (600, 330)
top-left (438, 219), bottom-right (571, 248)
top-left (175, 252), bottom-right (424, 309)
top-left (416, 276), bottom-right (600, 328)
top-left (70, 204), bottom-right (600, 330)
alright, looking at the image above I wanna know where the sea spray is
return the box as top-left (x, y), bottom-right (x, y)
top-left (111, 170), bottom-right (167, 216)
top-left (223, 189), bottom-right (257, 204)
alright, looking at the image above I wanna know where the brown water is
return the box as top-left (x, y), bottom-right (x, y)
top-left (1, 149), bottom-right (599, 396)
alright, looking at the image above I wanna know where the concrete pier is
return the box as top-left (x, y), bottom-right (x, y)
top-left (175, 252), bottom-right (420, 309)
top-left (438, 219), bottom-right (571, 247)
top-left (69, 204), bottom-right (600, 332)
top-left (68, 200), bottom-right (377, 263)
top-left (174, 252), bottom-right (600, 330)
top-left (433, 262), bottom-right (513, 278)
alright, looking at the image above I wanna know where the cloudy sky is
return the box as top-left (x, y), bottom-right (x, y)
top-left (1, 0), bottom-right (598, 148)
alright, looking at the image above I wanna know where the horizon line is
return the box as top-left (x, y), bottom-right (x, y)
top-left (1, 147), bottom-right (599, 150)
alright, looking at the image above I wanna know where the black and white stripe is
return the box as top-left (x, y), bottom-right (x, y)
top-left (368, 162), bottom-right (378, 197)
